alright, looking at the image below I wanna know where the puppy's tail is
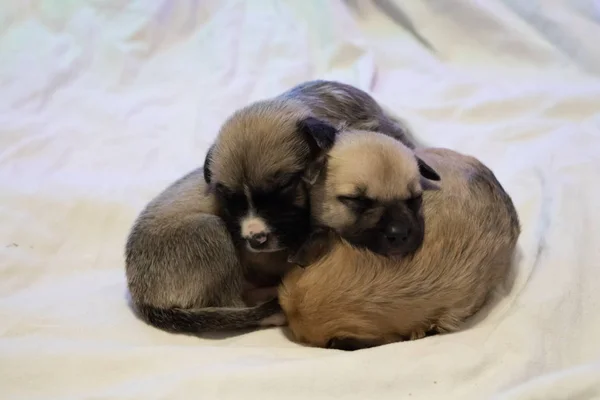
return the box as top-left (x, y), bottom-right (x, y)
top-left (135, 298), bottom-right (283, 334)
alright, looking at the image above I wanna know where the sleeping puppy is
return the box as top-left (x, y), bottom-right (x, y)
top-left (125, 168), bottom-right (283, 334)
top-left (279, 131), bottom-right (521, 350)
top-left (126, 81), bottom-right (414, 334)
top-left (307, 130), bottom-right (440, 258)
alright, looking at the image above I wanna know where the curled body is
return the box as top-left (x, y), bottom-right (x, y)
top-left (279, 137), bottom-right (521, 350)
top-left (125, 168), bottom-right (284, 334)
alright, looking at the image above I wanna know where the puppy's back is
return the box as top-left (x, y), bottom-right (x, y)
top-left (417, 148), bottom-right (521, 283)
top-left (280, 80), bottom-right (415, 148)
top-left (415, 148), bottom-right (520, 313)
top-left (125, 168), bottom-right (240, 309)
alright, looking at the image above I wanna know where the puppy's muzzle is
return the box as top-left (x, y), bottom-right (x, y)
top-left (247, 232), bottom-right (270, 251)
top-left (241, 217), bottom-right (278, 252)
top-left (380, 219), bottom-right (422, 257)
top-left (376, 204), bottom-right (424, 258)
top-left (384, 223), bottom-right (411, 246)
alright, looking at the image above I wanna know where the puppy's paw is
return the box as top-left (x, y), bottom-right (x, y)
top-left (409, 329), bottom-right (427, 341)
top-left (260, 312), bottom-right (287, 327)
top-left (433, 312), bottom-right (462, 334)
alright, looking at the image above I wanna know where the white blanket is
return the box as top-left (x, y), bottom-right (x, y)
top-left (1, 1), bottom-right (600, 399)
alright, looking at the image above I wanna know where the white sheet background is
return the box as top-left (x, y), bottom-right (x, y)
top-left (1, 1), bottom-right (600, 399)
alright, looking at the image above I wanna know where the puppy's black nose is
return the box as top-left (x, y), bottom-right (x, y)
top-left (247, 232), bottom-right (269, 250)
top-left (385, 224), bottom-right (410, 244)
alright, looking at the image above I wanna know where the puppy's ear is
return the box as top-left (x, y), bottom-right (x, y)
top-left (203, 144), bottom-right (215, 184)
top-left (416, 157), bottom-right (441, 191)
top-left (298, 117), bottom-right (337, 156)
top-left (417, 157), bottom-right (440, 181)
top-left (288, 227), bottom-right (333, 268)
top-left (298, 117), bottom-right (337, 185)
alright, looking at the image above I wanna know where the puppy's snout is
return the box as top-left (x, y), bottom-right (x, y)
top-left (247, 232), bottom-right (269, 250)
top-left (385, 224), bottom-right (411, 244)
top-left (241, 216), bottom-right (273, 250)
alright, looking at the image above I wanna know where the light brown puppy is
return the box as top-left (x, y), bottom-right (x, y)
top-left (279, 132), bottom-right (520, 350)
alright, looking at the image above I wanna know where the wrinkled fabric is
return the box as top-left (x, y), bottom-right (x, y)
top-left (1, 1), bottom-right (600, 399)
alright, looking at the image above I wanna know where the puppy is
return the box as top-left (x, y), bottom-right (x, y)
top-left (125, 168), bottom-right (283, 334)
top-left (279, 132), bottom-right (521, 350)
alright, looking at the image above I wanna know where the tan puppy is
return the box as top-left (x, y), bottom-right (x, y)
top-left (279, 132), bottom-right (520, 350)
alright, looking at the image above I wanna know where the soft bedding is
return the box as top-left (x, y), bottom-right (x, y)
top-left (1, 1), bottom-right (600, 399)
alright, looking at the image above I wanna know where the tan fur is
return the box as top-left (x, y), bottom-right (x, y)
top-left (209, 80), bottom-right (414, 193)
top-left (279, 133), bottom-right (521, 349)
top-left (310, 131), bottom-right (422, 234)
top-left (210, 99), bottom-right (312, 191)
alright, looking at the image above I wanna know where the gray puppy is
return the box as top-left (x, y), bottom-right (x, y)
top-left (125, 168), bottom-right (283, 334)
top-left (126, 80), bottom-right (415, 334)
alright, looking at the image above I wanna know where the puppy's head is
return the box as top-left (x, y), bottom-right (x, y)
top-left (204, 99), bottom-right (336, 253)
top-left (311, 130), bottom-right (440, 258)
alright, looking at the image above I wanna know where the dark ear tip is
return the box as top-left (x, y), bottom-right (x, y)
top-left (298, 116), bottom-right (323, 127)
top-left (428, 171), bottom-right (441, 181)
top-left (203, 167), bottom-right (212, 183)
top-left (298, 117), bottom-right (337, 152)
top-left (203, 144), bottom-right (215, 183)
top-left (416, 157), bottom-right (441, 181)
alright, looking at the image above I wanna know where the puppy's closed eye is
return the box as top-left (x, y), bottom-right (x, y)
top-left (337, 195), bottom-right (374, 212)
top-left (278, 173), bottom-right (303, 195)
top-left (266, 170), bottom-right (302, 195)
top-left (215, 183), bottom-right (231, 197)
top-left (214, 183), bottom-right (247, 214)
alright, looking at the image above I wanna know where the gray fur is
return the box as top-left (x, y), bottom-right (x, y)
top-left (280, 80), bottom-right (416, 148)
top-left (125, 168), bottom-right (283, 334)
